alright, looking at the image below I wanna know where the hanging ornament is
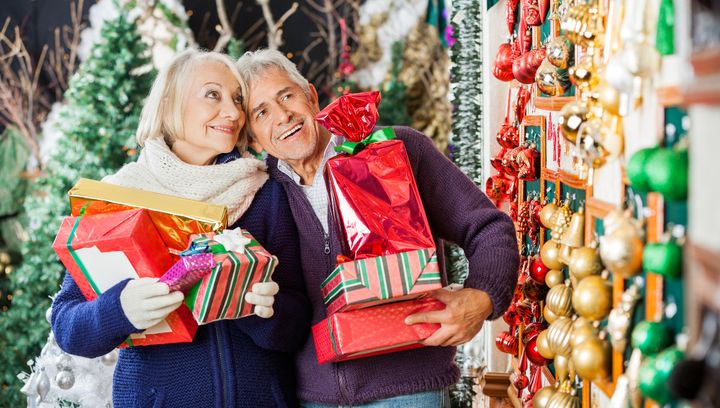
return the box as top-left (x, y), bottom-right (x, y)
top-left (493, 42), bottom-right (518, 82)
top-left (570, 317), bottom-right (597, 348)
top-left (101, 349), bottom-right (119, 366)
top-left (572, 332), bottom-right (611, 382)
top-left (497, 330), bottom-right (520, 355)
top-left (530, 257), bottom-right (551, 283)
top-left (533, 385), bottom-right (557, 408)
top-left (631, 321), bottom-right (674, 356)
top-left (639, 347), bottom-right (684, 404)
top-left (560, 0), bottom-right (604, 49)
top-left (559, 208), bottom-right (585, 248)
top-left (599, 209), bottom-right (644, 278)
top-left (558, 100), bottom-right (591, 144)
top-left (607, 282), bottom-right (642, 352)
top-left (656, 0), bottom-right (675, 55)
top-left (45, 306), bottom-right (53, 324)
top-left (626, 147), bottom-right (659, 192)
top-left (568, 246), bottom-right (602, 281)
top-left (544, 305), bottom-right (559, 324)
top-left (536, 59), bottom-right (570, 96)
top-left (518, 145), bottom-right (541, 181)
top-left (554, 355), bottom-right (571, 382)
top-left (575, 118), bottom-right (610, 175)
top-left (568, 55), bottom-right (599, 91)
top-left (526, 336), bottom-right (551, 366)
top-left (536, 329), bottom-right (555, 359)
top-left (524, 0), bottom-right (550, 26)
top-left (515, 86), bottom-right (532, 123)
top-left (572, 275), bottom-right (612, 321)
top-left (55, 368), bottom-right (75, 390)
top-left (545, 269), bottom-right (564, 288)
top-left (540, 240), bottom-right (564, 270)
top-left (539, 200), bottom-right (559, 229)
top-left (546, 380), bottom-right (580, 408)
top-left (622, 42), bottom-right (660, 78)
top-left (506, 0), bottom-right (520, 35)
top-left (595, 79), bottom-right (632, 116)
top-left (547, 316), bottom-right (573, 356)
top-left (546, 282), bottom-right (574, 318)
top-left (645, 147), bottom-right (689, 201)
top-left (546, 36), bottom-right (574, 69)
top-left (643, 241), bottom-right (683, 279)
top-left (491, 149), bottom-right (508, 172)
top-left (550, 202), bottom-right (572, 242)
top-left (36, 368), bottom-right (50, 403)
top-left (513, 48), bottom-right (548, 84)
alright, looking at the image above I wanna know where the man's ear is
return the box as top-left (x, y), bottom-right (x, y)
top-left (308, 83), bottom-right (320, 110)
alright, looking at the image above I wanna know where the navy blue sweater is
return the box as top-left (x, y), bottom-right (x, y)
top-left (51, 178), bottom-right (310, 407)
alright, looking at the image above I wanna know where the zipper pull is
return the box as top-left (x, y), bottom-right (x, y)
top-left (323, 235), bottom-right (331, 255)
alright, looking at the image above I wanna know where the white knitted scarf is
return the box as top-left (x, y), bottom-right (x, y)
top-left (103, 139), bottom-right (268, 224)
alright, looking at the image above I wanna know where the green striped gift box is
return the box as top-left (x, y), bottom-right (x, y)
top-left (184, 231), bottom-right (277, 324)
top-left (321, 248), bottom-right (443, 315)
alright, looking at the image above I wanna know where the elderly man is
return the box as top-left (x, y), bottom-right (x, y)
top-left (237, 49), bottom-right (519, 407)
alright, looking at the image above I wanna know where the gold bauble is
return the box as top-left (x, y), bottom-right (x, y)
top-left (539, 201), bottom-right (559, 229)
top-left (560, 209), bottom-right (585, 248)
top-left (536, 59), bottom-right (570, 96)
top-left (599, 228), bottom-right (644, 278)
top-left (537, 330), bottom-right (555, 359)
top-left (547, 389), bottom-right (581, 408)
top-left (570, 317), bottom-right (597, 348)
top-left (547, 37), bottom-right (574, 69)
top-left (541, 240), bottom-right (564, 270)
top-left (596, 79), bottom-right (632, 116)
top-left (546, 283), bottom-right (574, 317)
top-left (545, 269), bottom-right (565, 288)
top-left (533, 386), bottom-right (557, 408)
top-left (551, 204), bottom-right (572, 241)
top-left (547, 317), bottom-right (574, 356)
top-left (576, 118), bottom-right (610, 169)
top-left (554, 354), bottom-right (570, 381)
top-left (572, 275), bottom-right (612, 321)
top-left (544, 305), bottom-right (559, 324)
top-left (569, 56), bottom-right (599, 91)
top-left (568, 247), bottom-right (603, 281)
top-left (559, 100), bottom-right (590, 144)
top-left (571, 337), bottom-right (610, 382)
top-left (557, 244), bottom-right (574, 266)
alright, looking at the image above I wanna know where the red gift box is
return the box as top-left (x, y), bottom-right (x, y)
top-left (312, 297), bottom-right (444, 364)
top-left (52, 209), bottom-right (198, 347)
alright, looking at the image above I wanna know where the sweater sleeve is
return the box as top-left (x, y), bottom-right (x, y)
top-left (231, 180), bottom-right (311, 352)
top-left (51, 274), bottom-right (141, 358)
top-left (395, 126), bottom-right (519, 320)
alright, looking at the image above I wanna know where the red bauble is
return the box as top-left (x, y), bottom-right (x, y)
top-left (491, 149), bottom-right (508, 172)
top-left (493, 43), bottom-right (516, 82)
top-left (513, 373), bottom-right (530, 390)
top-left (497, 124), bottom-right (520, 148)
top-left (515, 86), bottom-right (532, 123)
top-left (529, 257), bottom-right (550, 283)
top-left (525, 337), bottom-right (550, 366)
top-left (517, 146), bottom-right (540, 181)
top-left (496, 330), bottom-right (519, 355)
top-left (512, 48), bottom-right (547, 84)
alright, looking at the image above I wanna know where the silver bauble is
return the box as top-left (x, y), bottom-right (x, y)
top-left (55, 369), bottom-right (75, 390)
top-left (101, 349), bottom-right (119, 366)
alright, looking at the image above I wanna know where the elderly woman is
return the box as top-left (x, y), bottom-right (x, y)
top-left (50, 49), bottom-right (309, 407)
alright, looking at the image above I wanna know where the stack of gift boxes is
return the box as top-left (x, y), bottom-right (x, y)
top-left (311, 92), bottom-right (447, 364)
top-left (52, 178), bottom-right (278, 348)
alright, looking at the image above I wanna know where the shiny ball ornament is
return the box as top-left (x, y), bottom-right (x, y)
top-left (568, 247), bottom-right (603, 281)
top-left (626, 147), bottom-right (659, 192)
top-left (533, 386), bottom-right (557, 408)
top-left (569, 56), bottom-right (599, 91)
top-left (101, 349), bottom-right (119, 365)
top-left (541, 240), bottom-right (564, 270)
top-left (575, 118), bottom-right (610, 169)
top-left (547, 317), bottom-right (574, 356)
top-left (539, 201), bottom-right (559, 228)
top-left (559, 100), bottom-right (590, 144)
top-left (546, 36), bottom-right (574, 69)
top-left (493, 42), bottom-right (516, 82)
top-left (530, 257), bottom-right (551, 283)
top-left (646, 148), bottom-right (689, 201)
top-left (45, 306), bottom-right (53, 324)
top-left (638, 348), bottom-right (684, 405)
top-left (545, 269), bottom-right (565, 288)
top-left (570, 317), bottom-right (597, 348)
top-left (596, 80), bottom-right (624, 116)
top-left (623, 42), bottom-right (661, 78)
top-left (546, 283), bottom-right (574, 317)
top-left (554, 355), bottom-right (571, 381)
top-left (631, 321), bottom-right (673, 356)
top-left (572, 275), bottom-right (612, 321)
top-left (55, 369), bottom-right (75, 390)
top-left (513, 48), bottom-right (548, 84)
top-left (599, 226), bottom-right (644, 278)
top-left (536, 59), bottom-right (570, 96)
top-left (537, 330), bottom-right (555, 359)
top-left (526, 336), bottom-right (551, 366)
top-left (546, 389), bottom-right (580, 408)
top-left (572, 337), bottom-right (610, 381)
top-left (643, 242), bottom-right (683, 279)
top-left (600, 115), bottom-right (625, 158)
top-left (605, 53), bottom-right (635, 94)
top-left (544, 305), bottom-right (559, 324)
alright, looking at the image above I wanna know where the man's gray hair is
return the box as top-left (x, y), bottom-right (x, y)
top-left (236, 49), bottom-right (311, 96)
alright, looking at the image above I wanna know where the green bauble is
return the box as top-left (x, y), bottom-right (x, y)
top-left (646, 148), bottom-right (689, 201)
top-left (655, 346), bottom-right (684, 379)
top-left (643, 242), bottom-right (683, 279)
top-left (626, 147), bottom-right (658, 192)
top-left (638, 356), bottom-right (671, 404)
top-left (631, 321), bottom-right (673, 355)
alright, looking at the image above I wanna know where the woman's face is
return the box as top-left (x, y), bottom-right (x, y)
top-left (176, 60), bottom-right (245, 164)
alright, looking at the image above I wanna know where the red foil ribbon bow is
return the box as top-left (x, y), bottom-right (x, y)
top-left (315, 91), bottom-right (381, 142)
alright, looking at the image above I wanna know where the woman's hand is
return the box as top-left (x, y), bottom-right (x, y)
top-left (120, 278), bottom-right (185, 330)
top-left (244, 281), bottom-right (279, 318)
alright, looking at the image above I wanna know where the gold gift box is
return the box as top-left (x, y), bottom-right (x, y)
top-left (69, 178), bottom-right (227, 251)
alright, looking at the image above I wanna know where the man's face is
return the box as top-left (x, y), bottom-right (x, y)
top-left (246, 68), bottom-right (324, 165)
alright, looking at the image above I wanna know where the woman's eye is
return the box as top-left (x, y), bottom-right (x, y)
top-left (233, 95), bottom-right (243, 105)
top-left (206, 90), bottom-right (220, 99)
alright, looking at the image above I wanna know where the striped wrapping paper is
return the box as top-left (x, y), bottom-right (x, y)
top-left (184, 231), bottom-right (277, 325)
top-left (321, 248), bottom-right (443, 315)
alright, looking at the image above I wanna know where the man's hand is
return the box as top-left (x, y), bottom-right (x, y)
top-left (405, 288), bottom-right (493, 347)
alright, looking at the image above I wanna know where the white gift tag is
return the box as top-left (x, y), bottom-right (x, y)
top-left (74, 246), bottom-right (139, 293)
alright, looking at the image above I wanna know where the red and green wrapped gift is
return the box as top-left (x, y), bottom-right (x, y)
top-left (184, 229), bottom-right (278, 324)
top-left (317, 91), bottom-right (435, 261)
top-left (312, 297), bottom-right (444, 364)
top-left (52, 209), bottom-right (198, 347)
top-left (321, 248), bottom-right (442, 315)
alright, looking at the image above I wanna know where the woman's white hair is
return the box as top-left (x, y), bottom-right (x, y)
top-left (135, 48), bottom-right (248, 152)
top-left (236, 49), bottom-right (311, 98)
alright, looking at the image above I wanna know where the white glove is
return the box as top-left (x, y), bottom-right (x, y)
top-left (120, 277), bottom-right (185, 330)
top-left (244, 281), bottom-right (279, 319)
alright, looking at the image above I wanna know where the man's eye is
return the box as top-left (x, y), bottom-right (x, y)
top-left (282, 93), bottom-right (292, 101)
top-left (255, 111), bottom-right (265, 120)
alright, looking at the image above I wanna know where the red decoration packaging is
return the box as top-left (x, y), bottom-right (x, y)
top-left (312, 297), bottom-right (444, 364)
top-left (317, 92), bottom-right (434, 260)
top-left (158, 253), bottom-right (216, 293)
top-left (52, 209), bottom-right (197, 347)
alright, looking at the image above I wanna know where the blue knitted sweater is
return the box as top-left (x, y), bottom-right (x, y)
top-left (51, 178), bottom-right (310, 408)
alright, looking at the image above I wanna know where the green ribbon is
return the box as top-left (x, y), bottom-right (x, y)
top-left (334, 128), bottom-right (396, 155)
top-left (328, 317), bottom-right (339, 357)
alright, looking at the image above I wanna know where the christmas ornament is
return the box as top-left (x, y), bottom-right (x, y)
top-left (524, 280), bottom-right (550, 302)
top-left (494, 42), bottom-right (518, 82)
top-left (533, 385), bottom-right (556, 408)
top-left (515, 86), bottom-right (532, 124)
top-left (537, 329), bottom-right (555, 359)
top-left (546, 36), bottom-right (574, 69)
top-left (645, 147), bottom-right (689, 201)
top-left (546, 282), bottom-right (574, 318)
top-left (639, 347), bottom-right (684, 404)
top-left (545, 269), bottom-right (564, 288)
top-left (539, 201), bottom-right (558, 229)
top-left (554, 355), bottom-right (571, 382)
top-left (536, 60), bottom-right (570, 96)
top-left (559, 208), bottom-right (585, 248)
top-left (551, 202), bottom-right (572, 242)
top-left (541, 240), bottom-right (564, 270)
top-left (506, 0), bottom-right (520, 35)
top-left (607, 282), bottom-right (642, 352)
top-left (570, 317), bottom-right (597, 348)
top-left (626, 147), bottom-right (658, 192)
top-left (36, 368), bottom-right (50, 403)
top-left (623, 42), bottom-right (660, 78)
top-left (547, 317), bottom-right (573, 356)
top-left (575, 118), bottom-right (610, 171)
top-left (518, 145), bottom-right (541, 181)
top-left (596, 79), bottom-right (631, 116)
top-left (572, 275), bottom-right (612, 321)
top-left (568, 246), bottom-right (602, 281)
top-left (631, 321), bottom-right (673, 356)
top-left (491, 149), bottom-right (508, 172)
top-left (560, 0), bottom-right (604, 49)
top-left (524, 0), bottom-right (550, 26)
top-left (101, 349), bottom-right (119, 365)
top-left (643, 241), bottom-right (683, 279)
top-left (544, 305), bottom-right (559, 324)
top-left (526, 336), bottom-right (551, 366)
top-left (656, 0), bottom-right (675, 55)
top-left (572, 333), bottom-right (610, 381)
top-left (513, 48), bottom-right (548, 84)
top-left (45, 306), bottom-right (53, 325)
top-left (599, 210), bottom-right (644, 278)
top-left (530, 257), bottom-right (551, 283)
top-left (559, 100), bottom-right (590, 144)
top-left (497, 330), bottom-right (519, 355)
top-left (546, 380), bottom-right (580, 408)
top-left (569, 56), bottom-right (599, 91)
top-left (55, 368), bottom-right (75, 390)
